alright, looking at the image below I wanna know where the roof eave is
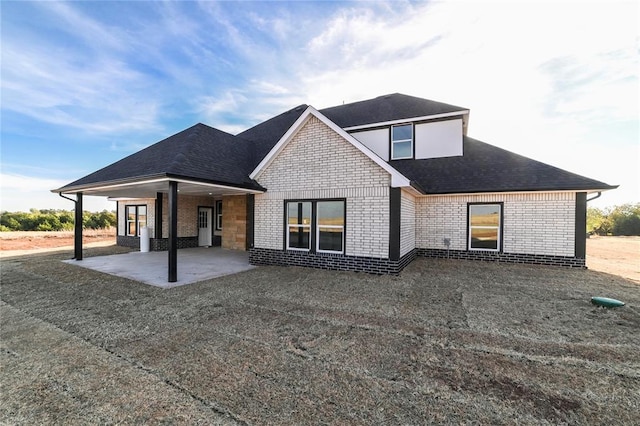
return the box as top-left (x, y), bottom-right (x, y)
top-left (52, 173), bottom-right (266, 195)
top-left (418, 186), bottom-right (619, 196)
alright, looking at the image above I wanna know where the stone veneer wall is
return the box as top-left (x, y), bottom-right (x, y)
top-left (415, 192), bottom-right (576, 257)
top-left (222, 195), bottom-right (247, 251)
top-left (254, 115), bottom-right (392, 259)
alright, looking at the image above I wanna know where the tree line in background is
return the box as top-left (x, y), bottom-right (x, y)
top-left (0, 209), bottom-right (116, 232)
top-left (1, 204), bottom-right (638, 235)
top-left (587, 203), bottom-right (640, 236)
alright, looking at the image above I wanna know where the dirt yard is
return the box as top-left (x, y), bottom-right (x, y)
top-left (1, 245), bottom-right (638, 424)
top-left (586, 235), bottom-right (639, 283)
top-left (0, 229), bottom-right (115, 251)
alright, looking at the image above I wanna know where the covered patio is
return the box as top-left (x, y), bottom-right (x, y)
top-left (53, 177), bottom-right (260, 284)
top-left (64, 246), bottom-right (255, 288)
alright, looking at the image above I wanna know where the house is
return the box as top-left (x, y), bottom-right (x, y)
top-left (53, 93), bottom-right (617, 282)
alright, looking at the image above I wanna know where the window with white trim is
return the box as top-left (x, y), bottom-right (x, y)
top-left (287, 201), bottom-right (312, 250)
top-left (468, 204), bottom-right (502, 251)
top-left (391, 123), bottom-right (413, 160)
top-left (126, 205), bottom-right (147, 237)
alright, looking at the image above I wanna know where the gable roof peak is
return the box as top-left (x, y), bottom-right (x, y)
top-left (320, 93), bottom-right (468, 129)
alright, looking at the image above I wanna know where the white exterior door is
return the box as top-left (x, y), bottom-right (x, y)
top-left (198, 207), bottom-right (213, 247)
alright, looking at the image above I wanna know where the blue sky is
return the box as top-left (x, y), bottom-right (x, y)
top-left (1, 0), bottom-right (638, 212)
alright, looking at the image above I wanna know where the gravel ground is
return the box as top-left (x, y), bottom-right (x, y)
top-left (1, 246), bottom-right (639, 424)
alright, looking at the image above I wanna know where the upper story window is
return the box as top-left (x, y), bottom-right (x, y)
top-left (468, 203), bottom-right (502, 251)
top-left (391, 124), bottom-right (413, 160)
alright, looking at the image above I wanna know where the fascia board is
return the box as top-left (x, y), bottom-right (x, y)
top-left (343, 110), bottom-right (470, 131)
top-left (250, 106), bottom-right (412, 188)
top-left (415, 188), bottom-right (618, 198)
top-left (52, 176), bottom-right (265, 195)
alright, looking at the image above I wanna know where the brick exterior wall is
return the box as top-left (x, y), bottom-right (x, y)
top-left (255, 115), bottom-right (391, 259)
top-left (415, 192), bottom-right (576, 257)
top-left (116, 235), bottom-right (198, 250)
top-left (400, 190), bottom-right (416, 257)
top-left (117, 199), bottom-right (155, 237)
top-left (118, 195), bottom-right (217, 250)
top-left (161, 194), bottom-right (217, 239)
top-left (222, 195), bottom-right (247, 251)
top-left (250, 247), bottom-right (417, 275)
top-left (416, 248), bottom-right (585, 268)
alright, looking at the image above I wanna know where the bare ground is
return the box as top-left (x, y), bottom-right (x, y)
top-left (0, 229), bottom-right (116, 252)
top-left (587, 236), bottom-right (640, 283)
top-left (1, 245), bottom-right (639, 425)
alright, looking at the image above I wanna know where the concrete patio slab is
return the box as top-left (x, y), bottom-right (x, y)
top-left (64, 247), bottom-right (255, 288)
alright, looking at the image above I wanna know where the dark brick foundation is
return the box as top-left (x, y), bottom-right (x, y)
top-left (416, 248), bottom-right (586, 268)
top-left (248, 246), bottom-right (585, 274)
top-left (249, 248), bottom-right (417, 275)
top-left (117, 235), bottom-right (198, 251)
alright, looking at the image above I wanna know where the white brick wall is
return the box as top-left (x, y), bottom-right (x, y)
top-left (400, 190), bottom-right (416, 257)
top-left (255, 116), bottom-right (391, 258)
top-left (415, 192), bottom-right (576, 257)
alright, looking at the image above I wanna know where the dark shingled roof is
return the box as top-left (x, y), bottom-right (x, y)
top-left (390, 137), bottom-right (617, 194)
top-left (56, 93), bottom-right (616, 195)
top-left (320, 93), bottom-right (467, 128)
top-left (62, 123), bottom-right (263, 191)
top-left (236, 104), bottom-right (308, 170)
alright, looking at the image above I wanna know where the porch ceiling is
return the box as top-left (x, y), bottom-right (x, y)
top-left (54, 177), bottom-right (263, 199)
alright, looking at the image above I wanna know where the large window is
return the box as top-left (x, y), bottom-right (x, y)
top-left (126, 205), bottom-right (147, 237)
top-left (317, 201), bottom-right (345, 253)
top-left (287, 201), bottom-right (312, 250)
top-left (468, 204), bottom-right (502, 251)
top-left (285, 200), bottom-right (345, 254)
top-left (391, 123), bottom-right (413, 160)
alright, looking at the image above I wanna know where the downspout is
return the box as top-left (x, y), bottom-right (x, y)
top-left (59, 192), bottom-right (83, 260)
top-left (587, 192), bottom-right (602, 202)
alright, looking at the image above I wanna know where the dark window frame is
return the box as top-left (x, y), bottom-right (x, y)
top-left (215, 200), bottom-right (223, 231)
top-left (125, 204), bottom-right (147, 237)
top-left (283, 198), bottom-right (346, 254)
top-left (467, 202), bottom-right (504, 252)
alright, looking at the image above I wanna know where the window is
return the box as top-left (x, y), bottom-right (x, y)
top-left (285, 200), bottom-right (345, 254)
top-left (317, 201), bottom-right (345, 253)
top-left (391, 123), bottom-right (413, 160)
top-left (215, 200), bottom-right (223, 230)
top-left (468, 204), bottom-right (502, 251)
top-left (126, 205), bottom-right (147, 237)
top-left (287, 201), bottom-right (312, 250)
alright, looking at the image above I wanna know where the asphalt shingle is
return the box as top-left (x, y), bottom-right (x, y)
top-left (391, 137), bottom-right (616, 193)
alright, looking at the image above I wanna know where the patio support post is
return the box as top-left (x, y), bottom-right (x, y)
top-left (168, 181), bottom-right (178, 282)
top-left (74, 192), bottom-right (83, 260)
top-left (155, 192), bottom-right (163, 239)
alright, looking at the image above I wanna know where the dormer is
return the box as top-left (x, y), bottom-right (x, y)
top-left (348, 113), bottom-right (469, 161)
